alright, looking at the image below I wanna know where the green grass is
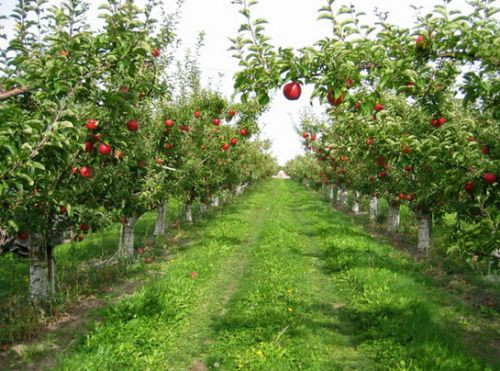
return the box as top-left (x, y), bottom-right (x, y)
top-left (0, 198), bottom-right (188, 344)
top-left (37, 180), bottom-right (499, 370)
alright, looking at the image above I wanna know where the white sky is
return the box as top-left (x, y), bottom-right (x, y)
top-left (0, 0), bottom-right (476, 165)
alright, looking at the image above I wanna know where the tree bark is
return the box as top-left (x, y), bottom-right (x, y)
top-left (184, 203), bottom-right (193, 223)
top-left (30, 258), bottom-right (49, 302)
top-left (369, 194), bottom-right (379, 221)
top-left (342, 189), bottom-right (349, 207)
top-left (352, 191), bottom-right (361, 214)
top-left (29, 234), bottom-right (52, 302)
top-left (329, 185), bottom-right (334, 202)
top-left (117, 215), bottom-right (138, 259)
top-left (47, 244), bottom-right (55, 297)
top-left (0, 85), bottom-right (29, 100)
top-left (387, 202), bottom-right (400, 232)
top-left (211, 195), bottom-right (219, 207)
top-left (154, 200), bottom-right (167, 237)
top-left (417, 212), bottom-right (432, 250)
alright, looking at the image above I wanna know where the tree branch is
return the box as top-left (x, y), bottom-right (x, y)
top-left (0, 86), bottom-right (30, 100)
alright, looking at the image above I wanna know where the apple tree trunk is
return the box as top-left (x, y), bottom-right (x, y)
top-left (154, 200), bottom-right (167, 237)
top-left (417, 212), bottom-right (432, 251)
top-left (184, 203), bottom-right (193, 224)
top-left (369, 194), bottom-right (379, 221)
top-left (387, 202), bottom-right (400, 232)
top-left (211, 195), bottom-right (219, 208)
top-left (29, 234), bottom-right (56, 302)
top-left (342, 190), bottom-right (349, 207)
top-left (352, 191), bottom-right (361, 214)
top-left (329, 185), bottom-right (334, 202)
top-left (30, 258), bottom-right (48, 302)
top-left (336, 188), bottom-right (342, 204)
top-left (118, 215), bottom-right (138, 259)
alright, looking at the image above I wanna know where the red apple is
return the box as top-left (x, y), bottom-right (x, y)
top-left (240, 128), bottom-right (248, 136)
top-left (431, 119), bottom-right (439, 127)
top-left (374, 103), bottom-right (383, 112)
top-left (438, 117), bottom-right (447, 125)
top-left (84, 141), bottom-right (94, 152)
top-left (194, 111), bottom-right (201, 118)
top-left (230, 138), bottom-right (238, 146)
top-left (354, 101), bottom-right (361, 110)
top-left (115, 150), bottom-right (124, 159)
top-left (164, 143), bottom-right (173, 150)
top-left (464, 181), bottom-right (474, 194)
top-left (98, 143), bottom-right (111, 155)
top-left (152, 47), bottom-right (160, 58)
top-left (222, 143), bottom-right (230, 151)
top-left (366, 138), bottom-right (374, 145)
top-left (379, 171), bottom-right (387, 178)
top-left (416, 35), bottom-right (425, 45)
top-left (59, 205), bottom-right (67, 215)
top-left (86, 119), bottom-right (98, 131)
top-left (283, 81), bottom-right (302, 100)
top-left (191, 271), bottom-right (197, 279)
top-left (213, 118), bottom-right (220, 126)
top-left (80, 166), bottom-right (91, 178)
top-left (482, 146), bottom-right (489, 155)
top-left (80, 223), bottom-right (90, 232)
top-left (311, 134), bottom-right (316, 141)
top-left (345, 79), bottom-right (353, 88)
top-left (399, 193), bottom-right (405, 200)
top-left (136, 247), bottom-right (145, 255)
top-left (138, 160), bottom-right (146, 168)
top-left (119, 86), bottom-right (129, 93)
top-left (17, 231), bottom-right (29, 240)
top-left (376, 156), bottom-right (385, 167)
top-left (303, 132), bottom-right (310, 139)
top-left (327, 91), bottom-right (344, 106)
top-left (127, 119), bottom-right (139, 132)
top-left (165, 119), bottom-right (174, 127)
top-left (405, 165), bottom-right (413, 172)
top-left (156, 158), bottom-right (164, 166)
top-left (403, 147), bottom-right (411, 154)
top-left (59, 49), bottom-right (69, 57)
top-left (483, 173), bottom-right (497, 184)
top-left (71, 166), bottom-right (78, 174)
top-left (228, 109), bottom-right (236, 117)
top-left (180, 125), bottom-right (190, 132)
top-left (467, 137), bottom-right (476, 142)
top-left (91, 133), bottom-right (102, 143)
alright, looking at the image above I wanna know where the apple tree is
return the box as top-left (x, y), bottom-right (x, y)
top-left (230, 0), bottom-right (498, 260)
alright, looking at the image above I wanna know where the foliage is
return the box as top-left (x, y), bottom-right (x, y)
top-left (232, 0), bottom-right (499, 260)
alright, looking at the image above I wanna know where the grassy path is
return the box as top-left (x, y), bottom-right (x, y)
top-left (44, 180), bottom-right (499, 370)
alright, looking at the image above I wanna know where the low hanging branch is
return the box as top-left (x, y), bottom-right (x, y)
top-left (0, 86), bottom-right (30, 100)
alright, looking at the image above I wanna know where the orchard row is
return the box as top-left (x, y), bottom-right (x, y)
top-left (231, 0), bottom-right (498, 261)
top-left (0, 0), bottom-right (276, 301)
